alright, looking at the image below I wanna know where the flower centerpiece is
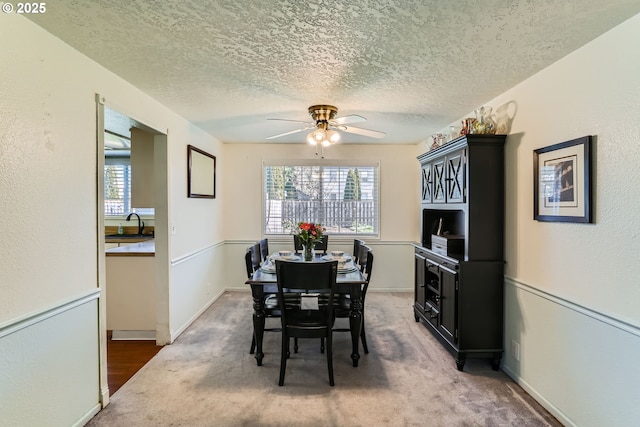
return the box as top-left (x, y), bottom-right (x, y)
top-left (294, 222), bottom-right (325, 261)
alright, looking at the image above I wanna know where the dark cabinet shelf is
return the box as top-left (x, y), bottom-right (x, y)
top-left (414, 134), bottom-right (506, 371)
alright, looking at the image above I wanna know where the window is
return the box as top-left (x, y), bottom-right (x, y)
top-left (104, 156), bottom-right (131, 216)
top-left (264, 162), bottom-right (379, 236)
top-left (104, 133), bottom-right (153, 217)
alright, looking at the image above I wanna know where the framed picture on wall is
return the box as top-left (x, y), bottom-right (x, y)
top-left (187, 145), bottom-right (216, 198)
top-left (533, 136), bottom-right (592, 223)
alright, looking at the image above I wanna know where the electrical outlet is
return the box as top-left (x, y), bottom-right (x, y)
top-left (511, 340), bottom-right (520, 361)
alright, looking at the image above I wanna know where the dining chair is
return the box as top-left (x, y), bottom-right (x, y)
top-left (258, 238), bottom-right (269, 262)
top-left (293, 234), bottom-right (329, 255)
top-left (275, 260), bottom-right (338, 386)
top-left (246, 244), bottom-right (301, 354)
top-left (244, 243), bottom-right (301, 354)
top-left (352, 239), bottom-right (365, 265)
top-left (320, 247), bottom-right (374, 354)
top-left (246, 244), bottom-right (264, 354)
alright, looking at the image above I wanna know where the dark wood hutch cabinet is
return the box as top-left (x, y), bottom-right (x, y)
top-left (414, 134), bottom-right (506, 371)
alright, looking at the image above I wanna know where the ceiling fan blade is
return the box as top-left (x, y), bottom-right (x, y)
top-left (340, 125), bottom-right (386, 139)
top-left (267, 118), bottom-right (313, 124)
top-left (332, 114), bottom-right (366, 125)
top-left (265, 125), bottom-right (315, 140)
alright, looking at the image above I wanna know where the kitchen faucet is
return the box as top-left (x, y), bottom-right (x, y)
top-left (126, 212), bottom-right (145, 235)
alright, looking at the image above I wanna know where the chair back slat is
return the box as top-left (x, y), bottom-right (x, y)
top-left (246, 243), bottom-right (261, 278)
top-left (352, 239), bottom-right (365, 264)
top-left (293, 235), bottom-right (328, 254)
top-left (275, 260), bottom-right (337, 293)
top-left (258, 238), bottom-right (269, 262)
top-left (358, 244), bottom-right (371, 272)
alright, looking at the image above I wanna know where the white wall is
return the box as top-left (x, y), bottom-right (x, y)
top-left (484, 13), bottom-right (640, 427)
top-left (222, 143), bottom-right (420, 292)
top-left (0, 15), bottom-right (224, 425)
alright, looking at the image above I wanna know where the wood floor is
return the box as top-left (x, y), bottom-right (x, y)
top-left (107, 331), bottom-right (163, 396)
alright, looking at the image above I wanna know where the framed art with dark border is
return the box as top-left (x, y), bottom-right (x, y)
top-left (533, 136), bottom-right (592, 223)
top-left (187, 144), bottom-right (216, 198)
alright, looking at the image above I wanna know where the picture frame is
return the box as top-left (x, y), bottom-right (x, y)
top-left (187, 145), bottom-right (216, 198)
top-left (533, 136), bottom-right (592, 223)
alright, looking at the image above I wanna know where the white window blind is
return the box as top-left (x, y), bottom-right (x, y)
top-left (104, 156), bottom-right (153, 217)
top-left (264, 164), bottom-right (379, 236)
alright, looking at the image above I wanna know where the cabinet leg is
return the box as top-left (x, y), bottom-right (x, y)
top-left (491, 352), bottom-right (502, 371)
top-left (455, 355), bottom-right (466, 371)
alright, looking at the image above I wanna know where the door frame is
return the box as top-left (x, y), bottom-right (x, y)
top-left (95, 94), bottom-right (170, 406)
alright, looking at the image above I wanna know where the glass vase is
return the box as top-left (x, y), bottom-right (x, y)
top-left (472, 106), bottom-right (497, 135)
top-left (303, 243), bottom-right (315, 261)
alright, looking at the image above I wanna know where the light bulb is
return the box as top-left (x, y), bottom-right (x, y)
top-left (307, 133), bottom-right (317, 145)
top-left (326, 129), bottom-right (340, 143)
top-left (312, 128), bottom-right (325, 142)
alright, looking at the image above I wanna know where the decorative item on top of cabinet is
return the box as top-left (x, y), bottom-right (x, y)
top-left (460, 118), bottom-right (476, 136)
top-left (415, 134), bottom-right (506, 371)
top-left (472, 106), bottom-right (497, 135)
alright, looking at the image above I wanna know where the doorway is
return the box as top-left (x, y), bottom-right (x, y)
top-left (96, 96), bottom-right (169, 404)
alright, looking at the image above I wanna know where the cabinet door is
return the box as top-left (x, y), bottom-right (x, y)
top-left (421, 163), bottom-right (432, 203)
top-left (130, 127), bottom-right (155, 208)
top-left (445, 149), bottom-right (465, 203)
top-left (414, 252), bottom-right (427, 316)
top-left (432, 159), bottom-right (446, 203)
top-left (438, 264), bottom-right (458, 343)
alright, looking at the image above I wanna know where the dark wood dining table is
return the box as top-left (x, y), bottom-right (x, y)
top-left (245, 253), bottom-right (367, 367)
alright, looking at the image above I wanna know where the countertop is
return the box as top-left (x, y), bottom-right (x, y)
top-left (105, 235), bottom-right (154, 244)
top-left (106, 239), bottom-right (155, 257)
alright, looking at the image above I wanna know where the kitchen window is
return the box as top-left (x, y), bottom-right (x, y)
top-left (263, 162), bottom-right (379, 236)
top-left (104, 150), bottom-right (153, 217)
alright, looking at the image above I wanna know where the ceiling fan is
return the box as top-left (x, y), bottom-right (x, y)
top-left (266, 105), bottom-right (386, 146)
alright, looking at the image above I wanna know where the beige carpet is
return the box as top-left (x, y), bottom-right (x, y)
top-left (87, 292), bottom-right (560, 427)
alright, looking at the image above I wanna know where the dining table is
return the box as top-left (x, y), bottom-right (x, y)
top-left (245, 251), bottom-right (367, 367)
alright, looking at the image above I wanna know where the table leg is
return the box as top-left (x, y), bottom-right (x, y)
top-left (251, 289), bottom-right (266, 366)
top-left (349, 287), bottom-right (363, 367)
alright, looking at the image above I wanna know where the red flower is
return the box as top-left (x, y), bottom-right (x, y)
top-left (295, 222), bottom-right (325, 245)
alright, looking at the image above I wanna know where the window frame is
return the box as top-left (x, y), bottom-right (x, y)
top-left (262, 159), bottom-right (380, 239)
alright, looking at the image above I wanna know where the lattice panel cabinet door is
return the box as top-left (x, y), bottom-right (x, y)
top-left (446, 149), bottom-right (466, 203)
top-left (421, 163), bottom-right (433, 203)
top-left (432, 159), bottom-right (446, 203)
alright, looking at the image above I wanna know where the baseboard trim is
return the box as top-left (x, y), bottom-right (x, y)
top-left (170, 289), bottom-right (226, 342)
top-left (72, 403), bottom-right (101, 427)
top-left (111, 330), bottom-right (156, 340)
top-left (100, 384), bottom-right (110, 408)
top-left (501, 364), bottom-right (575, 427)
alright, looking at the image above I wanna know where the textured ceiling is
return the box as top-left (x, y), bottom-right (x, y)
top-left (27, 1), bottom-right (640, 145)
